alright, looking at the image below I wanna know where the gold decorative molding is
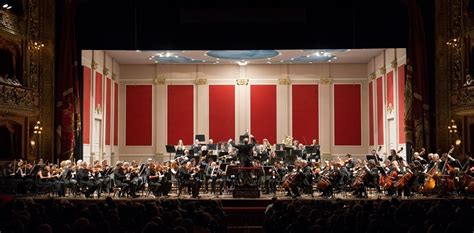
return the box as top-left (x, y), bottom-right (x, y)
top-left (236, 79), bottom-right (249, 86)
top-left (320, 78), bottom-right (333, 84)
top-left (368, 72), bottom-right (376, 80)
top-left (95, 104), bottom-right (102, 114)
top-left (379, 67), bottom-right (386, 75)
top-left (195, 78), bottom-right (207, 85)
top-left (387, 103), bottom-right (393, 114)
top-left (91, 61), bottom-right (98, 70)
top-left (112, 73), bottom-right (117, 80)
top-left (154, 79), bottom-right (166, 85)
top-left (278, 79), bottom-right (291, 85)
top-left (391, 59), bottom-right (398, 69)
top-left (103, 67), bottom-right (109, 76)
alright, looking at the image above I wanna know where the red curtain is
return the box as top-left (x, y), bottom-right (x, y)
top-left (55, 0), bottom-right (80, 160)
top-left (292, 85), bottom-right (318, 144)
top-left (209, 85), bottom-right (235, 142)
top-left (334, 84), bottom-right (361, 146)
top-left (251, 85), bottom-right (276, 144)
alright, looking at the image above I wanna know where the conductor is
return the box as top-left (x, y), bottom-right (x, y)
top-left (229, 135), bottom-right (256, 167)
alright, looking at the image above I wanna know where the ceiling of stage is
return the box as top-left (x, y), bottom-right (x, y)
top-left (104, 49), bottom-right (385, 65)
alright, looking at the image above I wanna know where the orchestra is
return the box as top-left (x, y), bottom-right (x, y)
top-left (1, 136), bottom-right (473, 200)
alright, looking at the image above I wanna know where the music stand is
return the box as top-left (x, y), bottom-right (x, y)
top-left (366, 155), bottom-right (376, 161)
top-left (195, 134), bottom-right (205, 142)
top-left (165, 145), bottom-right (176, 161)
top-left (276, 144), bottom-right (285, 151)
top-left (275, 150), bottom-right (286, 159)
top-left (292, 149), bottom-right (302, 157)
top-left (207, 144), bottom-right (217, 150)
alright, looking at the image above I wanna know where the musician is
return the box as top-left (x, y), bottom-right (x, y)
top-left (37, 165), bottom-right (57, 195)
top-left (385, 161), bottom-right (401, 196)
top-left (387, 149), bottom-right (404, 163)
top-left (113, 161), bottom-right (138, 198)
top-left (76, 162), bottom-right (98, 198)
top-left (266, 167), bottom-right (279, 195)
top-left (189, 166), bottom-right (202, 198)
top-left (371, 149), bottom-right (383, 164)
top-left (413, 152), bottom-right (428, 165)
top-left (177, 162), bottom-right (192, 197)
top-left (208, 162), bottom-right (224, 196)
top-left (344, 154), bottom-right (356, 172)
top-left (317, 161), bottom-right (334, 198)
top-left (229, 135), bottom-right (256, 167)
top-left (176, 139), bottom-right (185, 156)
top-left (192, 139), bottom-right (201, 154)
top-left (124, 162), bottom-right (142, 197)
top-left (147, 162), bottom-right (163, 197)
top-left (262, 138), bottom-right (272, 152)
top-left (256, 145), bottom-right (269, 164)
top-left (57, 160), bottom-right (76, 197)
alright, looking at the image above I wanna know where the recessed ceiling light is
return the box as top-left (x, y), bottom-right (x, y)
top-left (191, 59), bottom-right (195, 61)
top-left (309, 62), bottom-right (313, 64)
top-left (216, 58), bottom-right (220, 60)
top-left (290, 58), bottom-right (295, 60)
top-left (2, 4), bottom-right (8, 8)
top-left (7, 5), bottom-right (11, 9)
top-left (333, 57), bottom-right (337, 60)
top-left (306, 55), bottom-right (311, 57)
top-left (267, 61), bottom-right (271, 64)
top-left (267, 58), bottom-right (271, 60)
top-left (237, 61), bottom-right (248, 66)
top-left (347, 49), bottom-right (351, 51)
top-left (136, 50), bottom-right (141, 52)
top-left (148, 58), bottom-right (152, 60)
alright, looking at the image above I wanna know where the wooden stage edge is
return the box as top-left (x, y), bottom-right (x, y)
top-left (14, 193), bottom-right (474, 207)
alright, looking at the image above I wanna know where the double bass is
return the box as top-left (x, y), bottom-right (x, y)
top-left (439, 146), bottom-right (456, 193)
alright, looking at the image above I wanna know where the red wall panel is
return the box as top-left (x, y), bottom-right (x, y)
top-left (387, 71), bottom-right (394, 108)
top-left (209, 85), bottom-right (235, 142)
top-left (105, 78), bottom-right (111, 145)
top-left (114, 83), bottom-right (118, 146)
top-left (292, 85), bottom-right (318, 144)
top-left (334, 84), bottom-right (361, 145)
top-left (369, 82), bottom-right (374, 145)
top-left (83, 66), bottom-right (91, 144)
top-left (168, 85), bottom-right (194, 145)
top-left (376, 77), bottom-right (384, 145)
top-left (95, 72), bottom-right (103, 109)
top-left (126, 85), bottom-right (152, 146)
top-left (251, 85), bottom-right (276, 144)
top-left (398, 65), bottom-right (406, 143)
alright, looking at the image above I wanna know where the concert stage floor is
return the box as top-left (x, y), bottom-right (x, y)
top-left (16, 192), bottom-right (474, 203)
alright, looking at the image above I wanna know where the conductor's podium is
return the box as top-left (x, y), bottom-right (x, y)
top-left (227, 166), bottom-right (264, 198)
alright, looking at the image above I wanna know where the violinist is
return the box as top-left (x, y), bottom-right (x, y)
top-left (37, 165), bottom-right (56, 195)
top-left (57, 160), bottom-right (75, 197)
top-left (76, 161), bottom-right (98, 198)
top-left (147, 162), bottom-right (163, 197)
top-left (123, 162), bottom-right (140, 197)
top-left (113, 161), bottom-right (132, 197)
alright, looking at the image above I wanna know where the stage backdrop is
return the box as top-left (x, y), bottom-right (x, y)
top-left (82, 49), bottom-right (407, 163)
